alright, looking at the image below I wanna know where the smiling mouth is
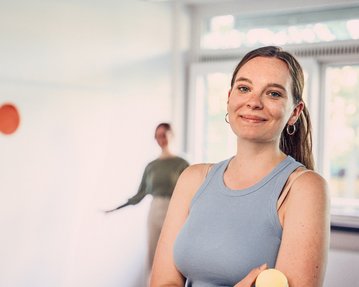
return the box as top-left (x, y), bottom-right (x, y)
top-left (240, 115), bottom-right (267, 122)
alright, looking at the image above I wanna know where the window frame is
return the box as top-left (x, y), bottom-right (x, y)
top-left (186, 51), bottom-right (359, 230)
top-left (186, 3), bottom-right (359, 229)
top-left (187, 60), bottom-right (236, 163)
top-left (320, 57), bottom-right (359, 230)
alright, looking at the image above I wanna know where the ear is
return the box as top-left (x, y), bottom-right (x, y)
top-left (287, 101), bottom-right (304, 125)
top-left (227, 89), bottom-right (231, 104)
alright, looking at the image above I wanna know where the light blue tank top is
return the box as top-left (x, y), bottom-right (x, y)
top-left (173, 156), bottom-right (303, 287)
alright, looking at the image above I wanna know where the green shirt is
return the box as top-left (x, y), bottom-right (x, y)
top-left (128, 156), bottom-right (189, 205)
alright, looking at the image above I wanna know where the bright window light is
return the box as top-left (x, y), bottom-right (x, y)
top-left (347, 19), bottom-right (359, 39)
top-left (326, 65), bottom-right (359, 216)
top-left (201, 8), bottom-right (359, 49)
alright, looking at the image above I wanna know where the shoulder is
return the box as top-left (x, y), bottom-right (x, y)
top-left (287, 168), bottom-right (330, 208)
top-left (291, 169), bottom-right (328, 192)
top-left (179, 163), bottom-right (213, 184)
top-left (175, 156), bottom-right (190, 166)
top-left (147, 158), bottom-right (160, 165)
top-left (144, 159), bottom-right (159, 171)
top-left (173, 163), bottom-right (214, 201)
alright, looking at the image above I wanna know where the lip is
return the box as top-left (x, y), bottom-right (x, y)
top-left (240, 114), bottom-right (267, 122)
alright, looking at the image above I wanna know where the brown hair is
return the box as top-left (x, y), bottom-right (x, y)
top-left (230, 46), bottom-right (314, 170)
top-left (154, 122), bottom-right (172, 138)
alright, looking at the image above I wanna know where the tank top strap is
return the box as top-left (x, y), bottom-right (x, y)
top-left (271, 157), bottom-right (303, 200)
top-left (277, 169), bottom-right (311, 210)
top-left (190, 158), bottom-right (232, 209)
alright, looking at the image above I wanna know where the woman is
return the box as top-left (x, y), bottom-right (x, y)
top-left (107, 123), bottom-right (189, 271)
top-left (150, 47), bottom-right (330, 287)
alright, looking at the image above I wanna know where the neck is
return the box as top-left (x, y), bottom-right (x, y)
top-left (223, 140), bottom-right (286, 190)
top-left (233, 139), bottom-right (286, 169)
top-left (159, 147), bottom-right (174, 159)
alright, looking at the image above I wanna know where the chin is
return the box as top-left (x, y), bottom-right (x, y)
top-left (237, 133), bottom-right (269, 143)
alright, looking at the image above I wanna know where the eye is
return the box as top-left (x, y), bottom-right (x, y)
top-left (237, 86), bottom-right (250, 93)
top-left (268, 91), bottom-right (282, 98)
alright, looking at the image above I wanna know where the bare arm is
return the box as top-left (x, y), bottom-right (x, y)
top-left (275, 171), bottom-right (330, 287)
top-left (150, 164), bottom-right (210, 287)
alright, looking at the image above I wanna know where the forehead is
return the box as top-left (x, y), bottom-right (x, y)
top-left (236, 56), bottom-right (291, 83)
top-left (155, 126), bottom-right (168, 134)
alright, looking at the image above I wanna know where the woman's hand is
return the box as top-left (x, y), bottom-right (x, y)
top-left (233, 264), bottom-right (267, 287)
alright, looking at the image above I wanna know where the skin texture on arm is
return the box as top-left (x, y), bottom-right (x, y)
top-left (275, 170), bottom-right (330, 287)
top-left (234, 264), bottom-right (268, 287)
top-left (150, 164), bottom-right (210, 287)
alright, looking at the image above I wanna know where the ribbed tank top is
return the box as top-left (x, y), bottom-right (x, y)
top-left (173, 156), bottom-right (303, 287)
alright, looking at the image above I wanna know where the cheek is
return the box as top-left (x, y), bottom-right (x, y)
top-left (267, 101), bottom-right (290, 116)
top-left (272, 106), bottom-right (287, 118)
top-left (227, 95), bottom-right (244, 111)
top-left (265, 105), bottom-right (293, 128)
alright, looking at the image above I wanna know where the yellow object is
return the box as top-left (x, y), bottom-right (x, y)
top-left (255, 268), bottom-right (289, 287)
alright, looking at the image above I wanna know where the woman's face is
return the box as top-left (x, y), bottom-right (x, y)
top-left (155, 126), bottom-right (170, 149)
top-left (227, 56), bottom-right (303, 144)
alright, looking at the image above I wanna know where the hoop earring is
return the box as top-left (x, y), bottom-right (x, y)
top-left (225, 113), bottom-right (229, 123)
top-left (286, 124), bottom-right (296, 135)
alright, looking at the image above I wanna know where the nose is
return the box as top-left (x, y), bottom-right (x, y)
top-left (246, 93), bottom-right (263, 109)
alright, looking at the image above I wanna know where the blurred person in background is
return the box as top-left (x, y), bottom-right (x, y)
top-left (106, 122), bottom-right (189, 273)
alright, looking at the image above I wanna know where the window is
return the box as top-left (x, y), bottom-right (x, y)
top-left (187, 5), bottom-right (359, 226)
top-left (201, 7), bottom-right (359, 50)
top-left (324, 64), bottom-right (359, 221)
top-left (187, 62), bottom-right (236, 163)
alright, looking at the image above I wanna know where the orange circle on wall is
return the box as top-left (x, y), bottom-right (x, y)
top-left (0, 103), bottom-right (20, 135)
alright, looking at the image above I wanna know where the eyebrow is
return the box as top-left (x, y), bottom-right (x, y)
top-left (235, 77), bottom-right (287, 92)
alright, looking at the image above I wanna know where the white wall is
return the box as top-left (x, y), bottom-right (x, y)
top-left (0, 1), bottom-right (188, 286)
top-left (325, 231), bottom-right (359, 286)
